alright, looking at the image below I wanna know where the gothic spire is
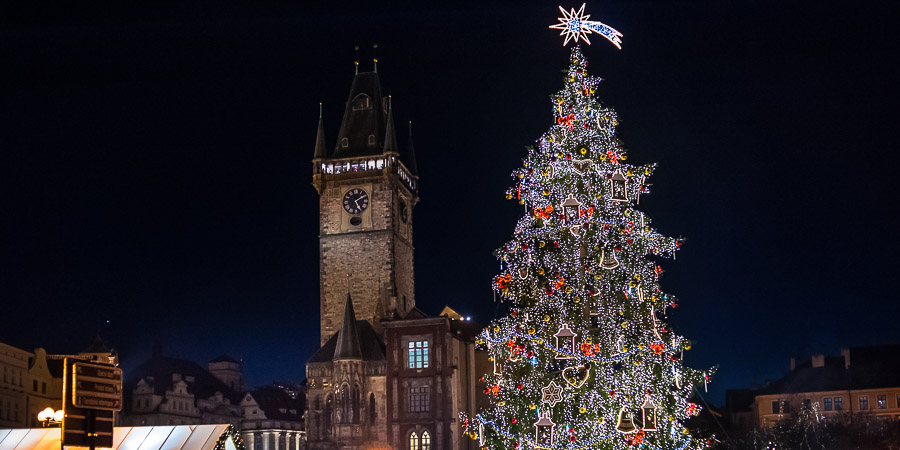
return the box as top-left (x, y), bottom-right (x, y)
top-left (406, 121), bottom-right (418, 175)
top-left (314, 103), bottom-right (327, 159)
top-left (383, 96), bottom-right (398, 155)
top-left (333, 293), bottom-right (363, 360)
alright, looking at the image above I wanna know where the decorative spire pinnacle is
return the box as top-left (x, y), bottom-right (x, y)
top-left (373, 43), bottom-right (378, 73)
top-left (406, 120), bottom-right (418, 175)
top-left (333, 291), bottom-right (363, 360)
top-left (383, 95), bottom-right (398, 154)
top-left (314, 103), bottom-right (327, 159)
top-left (354, 45), bottom-right (359, 74)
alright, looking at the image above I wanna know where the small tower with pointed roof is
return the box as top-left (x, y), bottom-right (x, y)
top-left (311, 55), bottom-right (418, 347)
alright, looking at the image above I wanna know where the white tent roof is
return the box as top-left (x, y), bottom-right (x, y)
top-left (0, 425), bottom-right (239, 450)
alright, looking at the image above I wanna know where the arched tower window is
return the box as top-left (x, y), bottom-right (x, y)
top-left (368, 134), bottom-right (376, 145)
top-left (352, 94), bottom-right (372, 110)
top-left (421, 431), bottom-right (431, 450)
top-left (340, 384), bottom-right (350, 424)
top-left (341, 137), bottom-right (349, 148)
top-left (369, 393), bottom-right (376, 424)
top-left (352, 384), bottom-right (361, 424)
top-left (409, 432), bottom-right (419, 450)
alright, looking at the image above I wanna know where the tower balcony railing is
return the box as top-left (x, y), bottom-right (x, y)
top-left (316, 156), bottom-right (417, 191)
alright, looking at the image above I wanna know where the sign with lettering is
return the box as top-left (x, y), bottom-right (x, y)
top-left (72, 362), bottom-right (123, 411)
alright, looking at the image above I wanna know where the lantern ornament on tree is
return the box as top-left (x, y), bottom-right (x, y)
top-left (610, 169), bottom-right (628, 202)
top-left (534, 411), bottom-right (556, 446)
top-left (615, 407), bottom-right (637, 434)
top-left (641, 395), bottom-right (658, 431)
top-left (561, 194), bottom-right (582, 224)
top-left (553, 323), bottom-right (577, 359)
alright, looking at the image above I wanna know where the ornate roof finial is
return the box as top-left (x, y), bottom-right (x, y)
top-left (354, 45), bottom-right (360, 74)
top-left (373, 43), bottom-right (378, 73)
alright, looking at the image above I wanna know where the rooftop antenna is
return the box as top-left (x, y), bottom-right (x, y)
top-left (373, 43), bottom-right (378, 73)
top-left (354, 45), bottom-right (360, 74)
top-left (347, 273), bottom-right (351, 295)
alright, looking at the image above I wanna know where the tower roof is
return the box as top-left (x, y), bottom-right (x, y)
top-left (333, 293), bottom-right (363, 360)
top-left (333, 71), bottom-right (390, 158)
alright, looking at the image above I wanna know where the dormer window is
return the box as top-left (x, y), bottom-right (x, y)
top-left (342, 138), bottom-right (349, 149)
top-left (368, 134), bottom-right (376, 146)
top-left (352, 94), bottom-right (372, 110)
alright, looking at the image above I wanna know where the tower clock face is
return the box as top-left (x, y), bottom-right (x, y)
top-left (343, 188), bottom-right (369, 214)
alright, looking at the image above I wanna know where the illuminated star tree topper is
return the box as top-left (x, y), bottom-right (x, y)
top-left (549, 3), bottom-right (623, 49)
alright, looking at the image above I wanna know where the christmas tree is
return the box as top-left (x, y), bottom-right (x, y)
top-left (464, 45), bottom-right (713, 450)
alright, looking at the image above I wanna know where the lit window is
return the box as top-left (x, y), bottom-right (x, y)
top-left (408, 340), bottom-right (429, 369)
top-left (421, 431), bottom-right (431, 450)
top-left (824, 397), bottom-right (832, 411)
top-left (409, 432), bottom-right (419, 450)
top-left (859, 396), bottom-right (868, 410)
top-left (878, 394), bottom-right (887, 409)
top-left (409, 386), bottom-right (430, 413)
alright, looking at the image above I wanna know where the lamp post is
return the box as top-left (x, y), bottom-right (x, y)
top-left (37, 407), bottom-right (64, 427)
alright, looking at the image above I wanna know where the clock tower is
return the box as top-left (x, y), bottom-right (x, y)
top-left (312, 67), bottom-right (418, 346)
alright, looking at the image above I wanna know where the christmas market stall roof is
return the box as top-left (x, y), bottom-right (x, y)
top-left (0, 424), bottom-right (243, 450)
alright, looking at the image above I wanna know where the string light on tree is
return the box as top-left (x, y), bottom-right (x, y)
top-left (460, 10), bottom-right (715, 449)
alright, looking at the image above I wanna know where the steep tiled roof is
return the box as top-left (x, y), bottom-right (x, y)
top-left (308, 320), bottom-right (385, 363)
top-left (250, 386), bottom-right (305, 422)
top-left (333, 294), bottom-right (363, 360)
top-left (759, 345), bottom-right (900, 395)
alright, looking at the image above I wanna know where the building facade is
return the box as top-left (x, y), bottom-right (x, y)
top-left (725, 345), bottom-right (900, 429)
top-left (0, 342), bottom-right (30, 428)
top-left (121, 347), bottom-right (305, 450)
top-left (305, 61), bottom-right (488, 450)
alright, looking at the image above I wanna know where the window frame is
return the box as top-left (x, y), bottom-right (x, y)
top-left (859, 396), bottom-right (869, 410)
top-left (824, 397), bottom-right (833, 411)
top-left (877, 394), bottom-right (887, 409)
top-left (407, 339), bottom-right (430, 369)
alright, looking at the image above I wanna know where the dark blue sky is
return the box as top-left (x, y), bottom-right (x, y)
top-left (2, 0), bottom-right (898, 405)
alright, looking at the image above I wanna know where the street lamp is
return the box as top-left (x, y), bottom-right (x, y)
top-left (37, 407), bottom-right (64, 427)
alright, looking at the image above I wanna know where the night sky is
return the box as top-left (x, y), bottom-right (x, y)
top-left (2, 0), bottom-right (899, 406)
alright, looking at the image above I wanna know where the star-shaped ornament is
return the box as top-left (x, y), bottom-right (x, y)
top-left (549, 3), bottom-right (623, 49)
top-left (541, 381), bottom-right (564, 406)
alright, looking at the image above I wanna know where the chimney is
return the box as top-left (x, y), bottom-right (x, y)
top-left (811, 354), bottom-right (825, 368)
top-left (790, 357), bottom-right (796, 371)
top-left (842, 348), bottom-right (851, 369)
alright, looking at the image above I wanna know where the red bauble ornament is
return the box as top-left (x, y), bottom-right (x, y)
top-left (609, 390), bottom-right (616, 397)
top-left (565, 153), bottom-right (572, 160)
top-left (615, 245), bottom-right (622, 252)
top-left (670, 354), bottom-right (677, 361)
top-left (627, 238), bottom-right (634, 245)
top-left (512, 417), bottom-right (518, 424)
top-left (554, 241), bottom-right (560, 248)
